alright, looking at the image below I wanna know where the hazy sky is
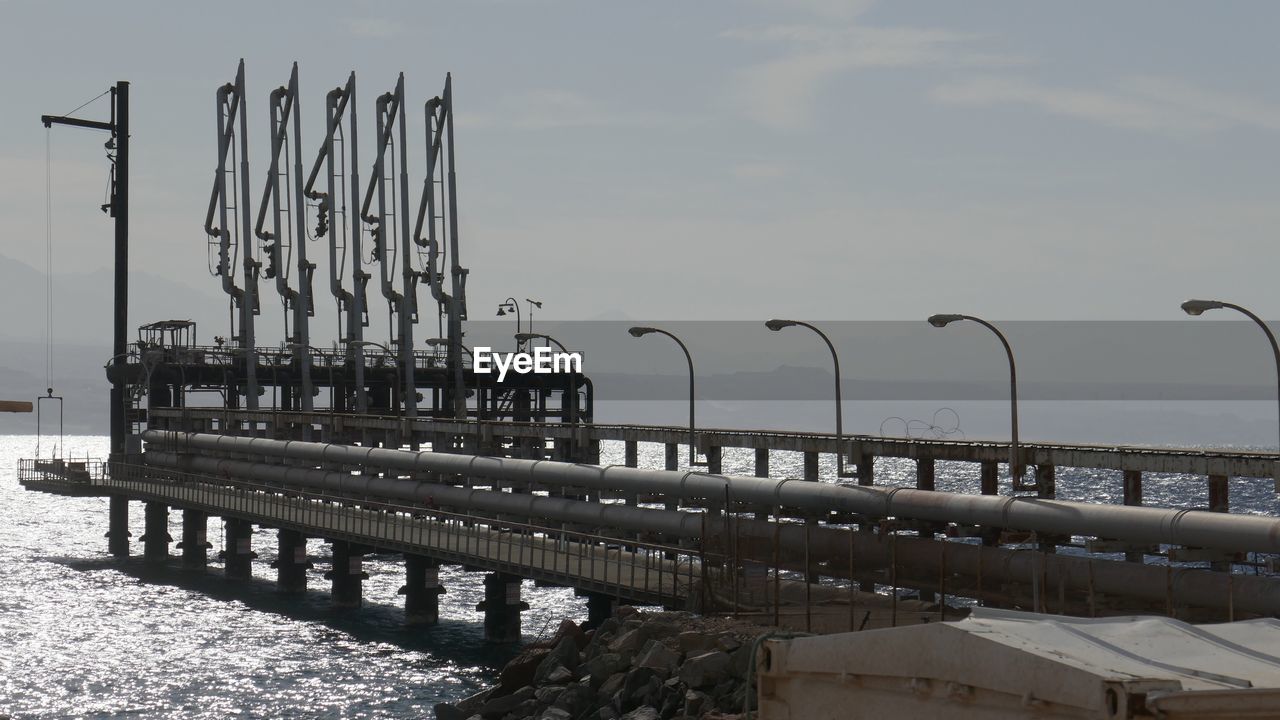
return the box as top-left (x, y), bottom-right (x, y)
top-left (3, 0), bottom-right (1280, 331)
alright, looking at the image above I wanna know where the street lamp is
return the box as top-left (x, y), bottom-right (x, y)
top-left (514, 331), bottom-right (567, 354)
top-left (526, 299), bottom-right (543, 334)
top-left (517, 331), bottom-right (578, 426)
top-left (349, 340), bottom-right (399, 414)
top-left (424, 337), bottom-right (474, 358)
top-left (497, 297), bottom-right (522, 343)
top-left (765, 319), bottom-right (849, 477)
top-left (629, 326), bottom-right (702, 464)
top-left (350, 339), bottom-right (391, 353)
top-left (1182, 299), bottom-right (1280, 452)
top-left (928, 313), bottom-right (1025, 489)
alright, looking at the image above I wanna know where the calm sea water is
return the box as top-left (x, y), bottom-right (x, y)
top-left (0, 436), bottom-right (588, 719)
top-left (2, 434), bottom-right (1277, 718)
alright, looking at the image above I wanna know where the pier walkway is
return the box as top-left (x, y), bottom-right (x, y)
top-left (20, 458), bottom-right (705, 639)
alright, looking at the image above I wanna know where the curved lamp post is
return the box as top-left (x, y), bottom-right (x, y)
top-left (629, 326), bottom-right (701, 464)
top-left (497, 298), bottom-right (522, 345)
top-left (424, 337), bottom-right (474, 358)
top-left (928, 313), bottom-right (1024, 489)
top-left (516, 331), bottom-right (578, 426)
top-left (514, 331), bottom-right (567, 354)
top-left (349, 340), bottom-right (399, 414)
top-left (765, 319), bottom-right (848, 477)
top-left (1182, 299), bottom-right (1280, 452)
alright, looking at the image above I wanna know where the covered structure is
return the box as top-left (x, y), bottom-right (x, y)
top-left (757, 608), bottom-right (1280, 719)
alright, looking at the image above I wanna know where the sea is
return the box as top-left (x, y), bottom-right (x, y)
top-left (2, 428), bottom-right (1278, 718)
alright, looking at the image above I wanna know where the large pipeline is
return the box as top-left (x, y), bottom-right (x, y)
top-left (143, 430), bottom-right (1280, 555)
top-left (142, 448), bottom-right (1280, 616)
top-left (144, 451), bottom-right (705, 538)
top-left (735, 520), bottom-right (1280, 617)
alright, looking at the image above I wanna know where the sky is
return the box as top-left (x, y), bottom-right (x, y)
top-left (3, 0), bottom-right (1280, 336)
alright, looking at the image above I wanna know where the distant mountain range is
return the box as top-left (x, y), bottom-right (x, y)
top-left (2, 253), bottom-right (1274, 435)
top-left (0, 253), bottom-right (226, 433)
top-left (0, 253), bottom-right (226, 344)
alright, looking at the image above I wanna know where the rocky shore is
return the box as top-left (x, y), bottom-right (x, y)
top-left (435, 608), bottom-right (776, 720)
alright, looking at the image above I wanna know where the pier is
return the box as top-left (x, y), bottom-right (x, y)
top-left (19, 60), bottom-right (1280, 645)
top-left (21, 406), bottom-right (1280, 640)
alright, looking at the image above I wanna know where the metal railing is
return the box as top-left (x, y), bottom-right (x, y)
top-left (19, 454), bottom-right (1279, 624)
top-left (153, 343), bottom-right (471, 371)
top-left (18, 458), bottom-right (713, 609)
top-left (147, 407), bottom-right (1280, 485)
top-left (17, 458), bottom-right (104, 492)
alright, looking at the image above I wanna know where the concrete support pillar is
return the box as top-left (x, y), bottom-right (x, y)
top-left (1033, 465), bottom-right (1058, 553)
top-left (1208, 475), bottom-right (1229, 513)
top-left (1036, 465), bottom-right (1056, 499)
top-left (754, 448), bottom-right (769, 478)
top-left (401, 555), bottom-right (446, 625)
top-left (1123, 470), bottom-right (1143, 506)
top-left (980, 461), bottom-right (999, 495)
top-left (223, 518), bottom-right (255, 580)
top-left (271, 529), bottom-right (311, 593)
top-left (477, 573), bottom-right (528, 643)
top-left (915, 460), bottom-right (944, 541)
top-left (857, 452), bottom-right (875, 486)
top-left (803, 451), bottom-right (819, 481)
top-left (706, 446), bottom-right (722, 475)
top-left (327, 541), bottom-right (367, 608)
top-left (107, 495), bottom-right (130, 557)
top-left (916, 458), bottom-right (935, 491)
top-left (583, 592), bottom-right (614, 630)
top-left (141, 502), bottom-right (170, 563)
top-left (664, 443), bottom-right (679, 471)
top-left (1208, 475), bottom-right (1231, 572)
top-left (1123, 470), bottom-right (1143, 563)
top-left (179, 509), bottom-right (209, 570)
top-left (624, 440), bottom-right (639, 468)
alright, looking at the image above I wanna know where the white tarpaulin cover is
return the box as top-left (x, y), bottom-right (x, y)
top-left (757, 608), bottom-right (1280, 719)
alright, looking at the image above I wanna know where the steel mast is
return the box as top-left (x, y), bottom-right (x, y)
top-left (254, 62), bottom-right (315, 412)
top-left (203, 59), bottom-right (260, 411)
top-left (414, 73), bottom-right (470, 419)
top-left (305, 72), bottom-right (368, 413)
top-left (360, 73), bottom-right (417, 418)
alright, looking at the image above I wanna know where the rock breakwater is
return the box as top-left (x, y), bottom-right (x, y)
top-left (436, 608), bottom-right (777, 720)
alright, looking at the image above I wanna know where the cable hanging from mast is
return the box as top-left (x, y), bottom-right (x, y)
top-left (45, 129), bottom-right (54, 394)
top-left (39, 89), bottom-right (114, 394)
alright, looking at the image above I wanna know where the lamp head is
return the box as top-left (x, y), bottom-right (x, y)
top-left (765, 319), bottom-right (797, 332)
top-left (628, 326), bottom-right (657, 338)
top-left (514, 333), bottom-right (540, 343)
top-left (526, 299), bottom-right (543, 308)
top-left (424, 338), bottom-right (446, 347)
top-left (1182, 299), bottom-right (1225, 316)
top-left (496, 307), bottom-right (506, 317)
top-left (928, 314), bottom-right (965, 328)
